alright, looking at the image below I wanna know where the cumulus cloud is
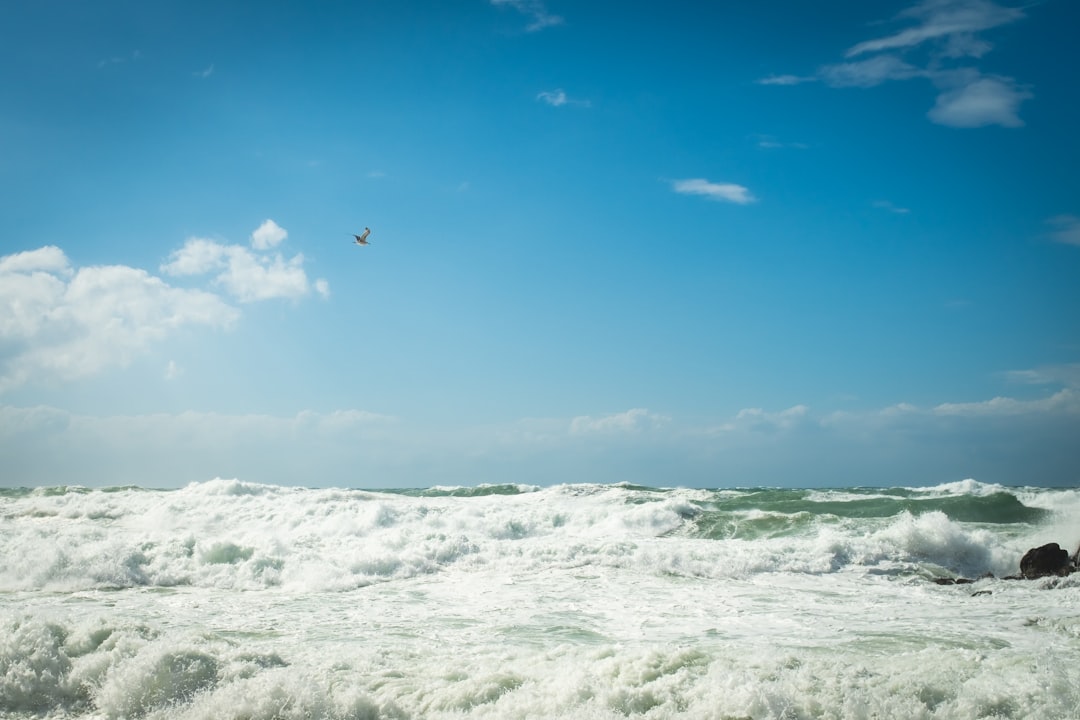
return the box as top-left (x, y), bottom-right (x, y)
top-left (0, 246), bottom-right (72, 276)
top-left (0, 247), bottom-right (238, 392)
top-left (1, 221), bottom-right (329, 392)
top-left (927, 74), bottom-right (1030, 127)
top-left (250, 219), bottom-right (287, 250)
top-left (162, 220), bottom-right (328, 303)
top-left (671, 178), bottom-right (756, 205)
top-left (216, 247), bottom-right (310, 302)
top-left (762, 0), bottom-right (1032, 129)
top-left (491, 0), bottom-right (563, 32)
top-left (159, 237), bottom-right (227, 276)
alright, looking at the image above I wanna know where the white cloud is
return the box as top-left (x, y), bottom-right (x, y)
top-left (537, 89), bottom-right (567, 106)
top-left (216, 247), bottom-right (310, 303)
top-left (569, 408), bottom-right (668, 435)
top-left (4, 372), bottom-right (1079, 487)
top-left (933, 389), bottom-right (1079, 417)
top-left (671, 178), bottom-right (756, 205)
top-left (0, 405), bottom-right (401, 487)
top-left (1047, 215), bottom-right (1080, 247)
top-left (97, 50), bottom-right (141, 69)
top-left (941, 33), bottom-right (993, 58)
top-left (293, 409), bottom-right (398, 434)
top-left (251, 219), bottom-right (288, 250)
top-left (0, 246), bottom-right (72, 276)
top-left (846, 0), bottom-right (1025, 57)
top-left (754, 135), bottom-right (809, 150)
top-left (873, 200), bottom-right (911, 214)
top-left (2, 221), bottom-right (327, 392)
top-left (162, 220), bottom-right (326, 303)
top-left (820, 55), bottom-right (923, 88)
top-left (1002, 364), bottom-right (1080, 389)
top-left (491, 0), bottom-right (563, 32)
top-left (766, 0), bottom-right (1031, 129)
top-left (164, 360), bottom-right (183, 381)
top-left (0, 247), bottom-right (238, 393)
top-left (927, 74), bottom-right (1030, 127)
top-left (160, 237), bottom-right (228, 276)
top-left (714, 405), bottom-right (810, 433)
top-left (537, 89), bottom-right (589, 108)
top-left (756, 74), bottom-right (815, 86)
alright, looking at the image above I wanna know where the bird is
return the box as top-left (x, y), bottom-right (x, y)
top-left (353, 228), bottom-right (371, 245)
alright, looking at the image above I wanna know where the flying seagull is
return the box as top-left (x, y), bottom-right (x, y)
top-left (353, 228), bottom-right (371, 245)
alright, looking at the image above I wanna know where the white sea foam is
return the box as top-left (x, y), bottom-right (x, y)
top-left (2, 481), bottom-right (1079, 718)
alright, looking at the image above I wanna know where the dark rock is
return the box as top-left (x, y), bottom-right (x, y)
top-left (1019, 543), bottom-right (1073, 579)
top-left (971, 590), bottom-right (992, 597)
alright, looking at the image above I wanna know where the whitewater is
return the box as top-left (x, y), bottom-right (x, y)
top-left (2, 480), bottom-right (1079, 719)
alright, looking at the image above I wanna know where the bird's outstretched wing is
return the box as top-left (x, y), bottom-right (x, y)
top-left (353, 228), bottom-right (371, 245)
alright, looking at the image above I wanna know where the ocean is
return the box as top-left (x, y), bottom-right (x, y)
top-left (2, 479), bottom-right (1078, 719)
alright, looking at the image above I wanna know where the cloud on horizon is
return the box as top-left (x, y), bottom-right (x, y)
top-left (4, 369), bottom-right (1077, 488)
top-left (569, 408), bottom-right (669, 435)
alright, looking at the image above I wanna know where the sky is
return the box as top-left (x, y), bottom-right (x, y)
top-left (2, 0), bottom-right (1078, 489)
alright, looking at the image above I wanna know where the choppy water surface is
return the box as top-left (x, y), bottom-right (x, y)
top-left (2, 479), bottom-right (1079, 719)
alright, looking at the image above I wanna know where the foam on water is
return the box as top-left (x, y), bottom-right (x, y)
top-left (1, 479), bottom-right (1075, 592)
top-left (3, 480), bottom-right (1080, 718)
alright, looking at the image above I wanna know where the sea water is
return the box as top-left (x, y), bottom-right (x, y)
top-left (2, 479), bottom-right (1079, 719)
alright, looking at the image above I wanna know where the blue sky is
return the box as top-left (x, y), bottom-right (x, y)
top-left (2, 0), bottom-right (1078, 488)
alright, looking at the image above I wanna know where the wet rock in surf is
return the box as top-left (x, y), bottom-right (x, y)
top-left (1019, 543), bottom-right (1073, 579)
